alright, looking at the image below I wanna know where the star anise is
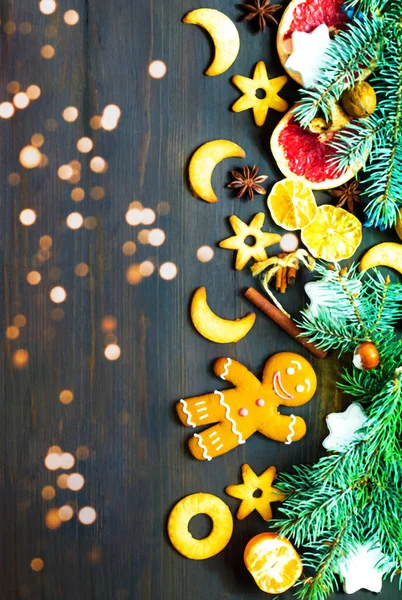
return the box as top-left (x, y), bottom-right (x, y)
top-left (228, 165), bottom-right (268, 201)
top-left (329, 179), bottom-right (362, 214)
top-left (239, 0), bottom-right (282, 32)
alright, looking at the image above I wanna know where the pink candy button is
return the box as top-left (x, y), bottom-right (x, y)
top-left (238, 408), bottom-right (248, 417)
top-left (256, 398), bottom-right (265, 407)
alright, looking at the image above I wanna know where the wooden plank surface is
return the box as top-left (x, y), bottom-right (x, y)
top-left (0, 1), bottom-right (400, 598)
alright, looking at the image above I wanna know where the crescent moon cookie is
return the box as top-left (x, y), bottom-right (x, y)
top-left (177, 352), bottom-right (317, 460)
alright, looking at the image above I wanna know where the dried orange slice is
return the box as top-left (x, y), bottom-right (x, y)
top-left (301, 204), bottom-right (362, 261)
top-left (267, 178), bottom-right (317, 230)
top-left (244, 532), bottom-right (302, 594)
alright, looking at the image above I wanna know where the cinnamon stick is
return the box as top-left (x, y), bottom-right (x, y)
top-left (280, 266), bottom-right (288, 294)
top-left (244, 287), bottom-right (328, 359)
top-left (287, 264), bottom-right (298, 286)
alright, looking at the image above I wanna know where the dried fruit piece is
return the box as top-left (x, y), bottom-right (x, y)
top-left (341, 81), bottom-right (377, 118)
top-left (359, 242), bottom-right (402, 276)
top-left (267, 178), bottom-right (317, 230)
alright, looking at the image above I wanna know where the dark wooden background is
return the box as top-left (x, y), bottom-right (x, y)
top-left (0, 1), bottom-right (400, 599)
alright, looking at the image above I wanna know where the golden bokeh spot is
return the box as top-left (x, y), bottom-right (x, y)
top-left (27, 271), bottom-right (42, 285)
top-left (71, 187), bottom-right (85, 202)
top-left (19, 145), bottom-right (41, 169)
top-left (19, 209), bottom-right (37, 226)
top-left (67, 473), bottom-right (85, 491)
top-left (59, 505), bottom-right (74, 522)
top-left (19, 22), bottom-right (32, 35)
top-left (149, 60), bottom-right (167, 79)
top-left (126, 264), bottom-right (143, 285)
top-left (156, 201), bottom-right (170, 216)
top-left (51, 308), bottom-right (65, 321)
top-left (60, 452), bottom-right (75, 469)
top-left (39, 154), bottom-right (49, 167)
top-left (90, 115), bottom-right (102, 130)
top-left (139, 261), bottom-right (155, 277)
top-left (137, 229), bottom-right (150, 245)
top-left (64, 10), bottom-right (80, 25)
top-left (148, 228), bottom-right (165, 247)
top-left (58, 165), bottom-right (73, 180)
top-left (39, 0), bottom-right (57, 15)
top-left (104, 344), bottom-right (121, 360)
top-left (0, 102), bottom-right (15, 119)
top-left (56, 474), bottom-right (69, 489)
top-left (44, 118), bottom-right (57, 131)
top-left (90, 186), bottom-right (104, 200)
top-left (66, 212), bottom-right (83, 230)
top-left (30, 558), bottom-right (44, 572)
top-left (50, 286), bottom-right (67, 304)
top-left (45, 24), bottom-right (58, 37)
top-left (159, 262), bottom-right (178, 280)
top-left (39, 235), bottom-right (52, 249)
top-left (77, 137), bottom-right (93, 153)
top-left (101, 316), bottom-right (117, 333)
top-left (78, 506), bottom-right (97, 525)
top-left (14, 315), bottom-right (27, 328)
top-left (44, 453), bottom-right (61, 470)
top-left (129, 201), bottom-right (143, 210)
top-left (41, 45), bottom-right (55, 59)
top-left (31, 133), bottom-right (45, 148)
top-left (125, 208), bottom-right (142, 226)
top-left (104, 333), bottom-right (117, 345)
top-left (89, 156), bottom-right (107, 173)
top-left (48, 445), bottom-right (62, 454)
top-left (13, 93), bottom-right (30, 110)
top-left (8, 173), bottom-right (20, 186)
top-left (59, 389), bottom-right (74, 404)
top-left (101, 104), bottom-right (121, 130)
top-left (84, 216), bottom-right (97, 229)
top-left (26, 85), bottom-right (41, 100)
top-left (7, 81), bottom-right (21, 94)
top-left (76, 446), bottom-right (89, 460)
top-left (141, 208), bottom-right (156, 225)
top-left (122, 241), bottom-right (137, 256)
top-left (75, 263), bottom-right (89, 277)
top-left (3, 21), bottom-right (17, 35)
top-left (62, 106), bottom-right (79, 122)
top-left (38, 249), bottom-right (51, 262)
top-left (45, 509), bottom-right (62, 530)
top-left (196, 245), bottom-right (214, 262)
top-left (41, 486), bottom-right (56, 500)
top-left (6, 326), bottom-right (20, 340)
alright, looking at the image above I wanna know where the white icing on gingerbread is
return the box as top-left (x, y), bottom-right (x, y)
top-left (180, 399), bottom-right (196, 428)
top-left (287, 367), bottom-right (295, 375)
top-left (291, 360), bottom-right (302, 370)
top-left (215, 443), bottom-right (224, 451)
top-left (214, 390), bottom-right (246, 445)
top-left (273, 371), bottom-right (294, 400)
top-left (194, 433), bottom-right (212, 461)
top-left (285, 414), bottom-right (297, 445)
top-left (220, 357), bottom-right (232, 380)
top-left (304, 378), bottom-right (311, 391)
top-left (296, 384), bottom-right (305, 393)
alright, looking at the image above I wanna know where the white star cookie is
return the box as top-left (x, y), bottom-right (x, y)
top-left (322, 403), bottom-right (368, 451)
top-left (285, 24), bottom-right (331, 89)
top-left (338, 543), bottom-right (386, 594)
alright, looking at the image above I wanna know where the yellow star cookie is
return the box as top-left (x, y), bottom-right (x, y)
top-left (225, 464), bottom-right (286, 521)
top-left (219, 213), bottom-right (281, 270)
top-left (232, 61), bottom-right (288, 126)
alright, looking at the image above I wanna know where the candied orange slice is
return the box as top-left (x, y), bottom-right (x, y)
top-left (244, 532), bottom-right (302, 594)
top-left (267, 178), bottom-right (317, 230)
top-left (301, 204), bottom-right (362, 261)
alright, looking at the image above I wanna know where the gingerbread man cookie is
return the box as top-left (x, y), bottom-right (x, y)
top-left (177, 352), bottom-right (317, 461)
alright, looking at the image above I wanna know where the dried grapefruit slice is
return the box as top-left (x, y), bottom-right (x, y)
top-left (244, 532), bottom-right (302, 594)
top-left (268, 178), bottom-right (317, 230)
top-left (271, 108), bottom-right (357, 189)
top-left (301, 204), bottom-right (362, 261)
top-left (277, 0), bottom-right (347, 86)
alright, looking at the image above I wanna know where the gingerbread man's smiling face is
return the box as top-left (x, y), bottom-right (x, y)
top-left (262, 352), bottom-right (317, 406)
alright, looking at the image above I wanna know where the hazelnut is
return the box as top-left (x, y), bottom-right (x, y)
top-left (341, 82), bottom-right (377, 118)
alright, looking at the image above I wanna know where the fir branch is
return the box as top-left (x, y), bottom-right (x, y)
top-left (293, 14), bottom-right (383, 128)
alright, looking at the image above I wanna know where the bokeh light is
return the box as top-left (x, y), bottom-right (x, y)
top-left (6, 326), bottom-right (19, 340)
top-left (40, 235), bottom-right (52, 249)
top-left (3, 21), bottom-right (17, 35)
top-left (77, 137), bottom-right (93, 153)
top-left (67, 473), bottom-right (85, 491)
top-left (66, 212), bottom-right (84, 230)
top-left (122, 241), bottom-right (136, 256)
top-left (19, 209), bottom-right (37, 226)
top-left (71, 187), bottom-right (85, 202)
top-left (75, 263), bottom-right (89, 277)
top-left (101, 104), bottom-right (121, 131)
top-left (39, 0), bottom-right (56, 14)
top-left (76, 446), bottom-right (90, 460)
top-left (41, 45), bottom-right (55, 59)
top-left (59, 389), bottom-right (74, 404)
top-left (50, 286), bottom-right (67, 303)
top-left (45, 508), bottom-right (62, 529)
top-left (104, 344), bottom-right (121, 360)
top-left (19, 22), bottom-right (33, 35)
top-left (60, 452), bottom-right (75, 469)
top-left (78, 507), bottom-right (97, 525)
top-left (84, 217), bottom-right (97, 229)
top-left (90, 186), bottom-right (104, 200)
top-left (8, 173), bottom-right (21, 186)
top-left (90, 156), bottom-right (107, 173)
top-left (0, 102), bottom-right (15, 119)
top-left (59, 505), bottom-right (74, 522)
top-left (45, 453), bottom-right (61, 470)
top-left (56, 474), bottom-right (69, 489)
top-left (7, 81), bottom-right (20, 94)
top-left (19, 145), bottom-right (42, 168)
top-left (31, 133), bottom-right (45, 147)
top-left (148, 228), bottom-right (165, 246)
top-left (149, 60), bottom-right (167, 79)
top-left (41, 486), bottom-right (56, 500)
top-left (27, 271), bottom-right (42, 285)
top-left (13, 92), bottom-right (30, 109)
top-left (45, 118), bottom-right (58, 131)
top-left (126, 264), bottom-right (143, 285)
top-left (90, 115), bottom-right (102, 129)
top-left (101, 316), bottom-right (117, 332)
top-left (64, 10), bottom-right (80, 25)
top-left (58, 165), bottom-right (73, 180)
top-left (159, 262), bottom-right (178, 280)
top-left (30, 558), bottom-right (44, 572)
top-left (139, 261), bottom-right (155, 277)
top-left (62, 106), bottom-right (79, 122)
top-left (141, 209), bottom-right (156, 225)
top-left (137, 230), bottom-right (150, 244)
top-left (13, 349), bottom-right (29, 369)
top-left (197, 246), bottom-right (214, 262)
top-left (26, 85), bottom-right (41, 100)
top-left (156, 201), bottom-right (170, 215)
top-left (126, 208), bottom-right (142, 226)
top-left (14, 315), bottom-right (27, 328)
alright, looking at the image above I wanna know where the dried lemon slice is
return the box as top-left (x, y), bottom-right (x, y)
top-left (167, 493), bottom-right (233, 560)
top-left (267, 178), bottom-right (317, 230)
top-left (301, 204), bottom-right (362, 261)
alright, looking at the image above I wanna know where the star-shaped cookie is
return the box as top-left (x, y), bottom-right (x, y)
top-left (232, 61), bottom-right (288, 126)
top-left (304, 279), bottom-right (362, 319)
top-left (285, 24), bottom-right (331, 89)
top-left (322, 403), bottom-right (368, 452)
top-left (219, 213), bottom-right (281, 270)
top-left (225, 464), bottom-right (286, 520)
top-left (338, 543), bottom-right (386, 594)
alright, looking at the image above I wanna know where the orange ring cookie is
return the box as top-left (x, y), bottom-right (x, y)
top-left (167, 493), bottom-right (233, 560)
